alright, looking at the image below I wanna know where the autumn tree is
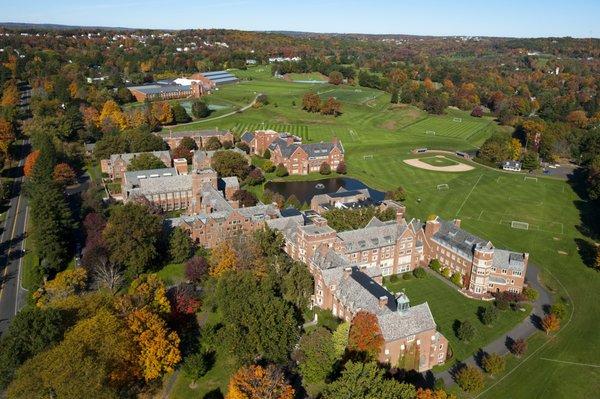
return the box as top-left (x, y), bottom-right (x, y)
top-left (232, 189), bottom-right (258, 207)
top-left (99, 99), bottom-right (127, 130)
top-left (521, 119), bottom-right (546, 150)
top-left (35, 268), bottom-right (88, 307)
top-left (416, 388), bottom-right (458, 399)
top-left (321, 97), bottom-right (342, 116)
top-left (510, 138), bottom-right (523, 160)
top-left (52, 163), bottom-right (76, 186)
top-left (328, 71), bottom-right (343, 85)
top-left (336, 161), bottom-right (347, 174)
top-left (23, 150), bottom-right (40, 177)
top-left (302, 92), bottom-right (322, 113)
top-left (510, 338), bottom-right (527, 357)
top-left (348, 311), bottom-right (384, 359)
top-left (151, 102), bottom-right (174, 125)
top-left (566, 110), bottom-right (588, 129)
top-left (226, 364), bottom-right (294, 399)
top-left (482, 352), bottom-right (506, 376)
top-left (185, 256), bottom-right (209, 284)
top-left (456, 365), bottom-right (484, 393)
top-left (204, 136), bottom-right (223, 150)
top-left (542, 313), bottom-right (560, 334)
top-left (209, 242), bottom-right (238, 276)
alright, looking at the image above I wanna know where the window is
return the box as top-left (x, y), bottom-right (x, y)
top-left (406, 335), bottom-right (415, 342)
top-left (384, 349), bottom-right (389, 355)
top-left (400, 344), bottom-right (405, 350)
top-left (416, 339), bottom-right (421, 345)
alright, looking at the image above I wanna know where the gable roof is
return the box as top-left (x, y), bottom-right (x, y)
top-left (432, 218), bottom-right (492, 259)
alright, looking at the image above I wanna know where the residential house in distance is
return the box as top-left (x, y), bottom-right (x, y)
top-left (160, 129), bottom-right (234, 150)
top-left (420, 217), bottom-right (528, 295)
top-left (310, 247), bottom-right (448, 371)
top-left (502, 160), bottom-right (522, 172)
top-left (101, 150), bottom-right (172, 180)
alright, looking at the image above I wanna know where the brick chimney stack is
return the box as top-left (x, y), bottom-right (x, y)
top-left (378, 296), bottom-right (388, 309)
top-left (453, 219), bottom-right (461, 228)
top-left (343, 267), bottom-right (352, 280)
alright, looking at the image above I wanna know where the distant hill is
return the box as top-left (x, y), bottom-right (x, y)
top-left (0, 22), bottom-right (137, 31)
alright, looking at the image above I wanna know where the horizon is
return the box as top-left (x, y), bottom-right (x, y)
top-left (1, 0), bottom-right (599, 39)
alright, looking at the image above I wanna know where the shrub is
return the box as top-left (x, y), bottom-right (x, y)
top-left (413, 267), bottom-right (426, 279)
top-left (479, 306), bottom-right (498, 325)
top-left (402, 272), bottom-right (412, 280)
top-left (191, 100), bottom-right (210, 118)
top-left (336, 161), bottom-right (347, 174)
top-left (429, 259), bottom-right (441, 272)
top-left (222, 140), bottom-right (233, 149)
top-left (456, 365), bottom-right (484, 393)
top-left (275, 163), bottom-right (288, 177)
top-left (510, 338), bottom-right (527, 357)
top-left (471, 106), bottom-right (484, 117)
top-left (450, 272), bottom-right (463, 287)
top-left (236, 142), bottom-right (250, 154)
top-left (482, 353), bottom-right (506, 375)
top-left (495, 297), bottom-right (510, 311)
top-left (389, 275), bottom-right (399, 283)
top-left (385, 186), bottom-right (407, 202)
top-left (263, 148), bottom-right (271, 159)
top-left (522, 286), bottom-right (539, 302)
top-left (456, 320), bottom-right (475, 342)
top-left (262, 160), bottom-right (275, 173)
top-left (550, 302), bottom-right (567, 320)
top-left (244, 168), bottom-right (265, 186)
top-left (441, 267), bottom-right (452, 279)
top-left (319, 162), bottom-right (331, 175)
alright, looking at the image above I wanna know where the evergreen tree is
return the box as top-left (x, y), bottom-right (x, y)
top-left (169, 227), bottom-right (194, 263)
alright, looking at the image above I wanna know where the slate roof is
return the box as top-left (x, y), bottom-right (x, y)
top-left (137, 174), bottom-right (192, 195)
top-left (493, 249), bottom-right (527, 273)
top-left (337, 217), bottom-right (406, 252)
top-left (163, 130), bottom-right (231, 138)
top-left (431, 218), bottom-right (493, 259)
top-left (109, 150), bottom-right (171, 166)
top-left (269, 139), bottom-right (344, 158)
top-left (124, 168), bottom-right (177, 187)
top-left (128, 83), bottom-right (191, 95)
top-left (201, 71), bottom-right (238, 85)
top-left (240, 131), bottom-right (255, 143)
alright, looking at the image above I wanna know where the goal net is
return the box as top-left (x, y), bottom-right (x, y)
top-left (437, 184), bottom-right (449, 190)
top-left (453, 117), bottom-right (462, 122)
top-left (425, 130), bottom-right (436, 135)
top-left (524, 176), bottom-right (538, 182)
top-left (363, 154), bottom-right (373, 160)
top-left (511, 221), bottom-right (529, 230)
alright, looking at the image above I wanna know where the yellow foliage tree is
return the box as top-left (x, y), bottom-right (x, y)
top-left (126, 308), bottom-right (181, 381)
top-left (151, 102), bottom-right (174, 125)
top-left (542, 313), bottom-right (560, 334)
top-left (209, 242), bottom-right (239, 277)
top-left (99, 100), bottom-right (127, 130)
top-left (1, 81), bottom-right (20, 107)
top-left (226, 364), bottom-right (294, 399)
top-left (126, 108), bottom-right (148, 129)
top-left (510, 138), bottom-right (523, 160)
top-left (36, 268), bottom-right (88, 306)
top-left (120, 274), bottom-right (171, 315)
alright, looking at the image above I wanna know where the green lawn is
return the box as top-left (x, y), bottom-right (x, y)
top-left (418, 155), bottom-right (460, 167)
top-left (151, 65), bottom-right (597, 398)
top-left (383, 275), bottom-right (531, 371)
top-left (156, 263), bottom-right (185, 286)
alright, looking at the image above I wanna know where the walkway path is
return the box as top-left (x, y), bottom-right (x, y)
top-left (433, 264), bottom-right (552, 387)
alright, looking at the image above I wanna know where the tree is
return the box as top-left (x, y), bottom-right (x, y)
top-left (455, 365), bottom-right (484, 393)
top-left (236, 141), bottom-right (250, 154)
top-left (151, 102), bottom-right (174, 125)
top-left (348, 311), bottom-right (384, 359)
top-left (471, 106), bottom-right (484, 117)
top-left (336, 161), bottom-right (347, 174)
top-left (125, 129), bottom-right (166, 152)
top-left (103, 203), bottom-right (163, 276)
top-left (182, 351), bottom-right (210, 386)
top-left (1, 81), bottom-right (19, 106)
top-left (0, 308), bottom-right (67, 390)
top-left (245, 168), bottom-right (265, 185)
top-left (263, 148), bottom-right (271, 159)
top-left (424, 93), bottom-right (448, 114)
top-left (319, 162), bottom-right (331, 175)
top-left (125, 274), bottom-right (171, 315)
top-left (302, 92), bottom-right (322, 113)
top-left (281, 261), bottom-right (313, 310)
top-left (390, 89), bottom-right (399, 104)
top-left (204, 136), bottom-right (222, 150)
top-left (211, 150), bottom-right (249, 179)
top-left (296, 327), bottom-right (337, 387)
top-left (127, 153), bottom-right (166, 171)
top-left (321, 97), bottom-right (342, 116)
top-left (191, 100), bottom-right (210, 118)
top-left (542, 313), bottom-right (560, 334)
top-left (52, 163), bottom-right (76, 186)
top-left (510, 338), bottom-right (527, 357)
top-left (171, 103), bottom-right (191, 124)
top-left (322, 361), bottom-right (415, 399)
top-left (566, 110), bottom-right (588, 129)
top-left (209, 242), bottom-right (238, 277)
top-left (522, 151), bottom-right (540, 171)
top-left (416, 388), bottom-right (458, 399)
top-left (522, 286), bottom-right (538, 301)
top-left (179, 136), bottom-right (198, 151)
top-left (456, 320), bottom-right (475, 341)
top-left (482, 353), bottom-right (506, 375)
top-left (510, 138), bottom-right (523, 160)
top-left (479, 305), bottom-right (498, 325)
top-left (551, 302), bottom-right (567, 320)
top-left (93, 134), bottom-right (128, 161)
top-left (35, 268), bottom-right (87, 306)
top-left (23, 150), bottom-right (40, 177)
top-left (332, 321), bottom-right (350, 358)
top-left (385, 186), bottom-right (406, 202)
top-left (232, 189), bottom-right (258, 207)
top-left (169, 227), bottom-right (194, 263)
top-left (275, 163), bottom-right (288, 177)
top-left (328, 71), bottom-right (344, 85)
top-left (185, 256), bottom-right (209, 284)
top-left (226, 364), bottom-right (294, 399)
top-left (99, 99), bottom-right (127, 130)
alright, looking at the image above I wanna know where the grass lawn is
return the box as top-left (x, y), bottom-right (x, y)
top-left (418, 156), bottom-right (460, 167)
top-left (149, 65), bottom-right (596, 397)
top-left (156, 263), bottom-right (185, 286)
top-left (383, 275), bottom-right (531, 371)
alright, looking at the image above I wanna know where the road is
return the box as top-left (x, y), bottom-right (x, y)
top-left (0, 140), bottom-right (30, 335)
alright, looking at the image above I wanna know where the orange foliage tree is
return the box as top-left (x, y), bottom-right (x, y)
top-left (416, 388), bottom-right (458, 399)
top-left (52, 163), bottom-right (76, 186)
top-left (542, 313), bottom-right (560, 334)
top-left (1, 81), bottom-right (20, 106)
top-left (99, 100), bottom-right (127, 129)
top-left (226, 364), bottom-right (294, 399)
top-left (151, 102), bottom-right (174, 125)
top-left (347, 311), bottom-right (384, 358)
top-left (24, 150), bottom-right (41, 177)
top-left (209, 242), bottom-right (239, 277)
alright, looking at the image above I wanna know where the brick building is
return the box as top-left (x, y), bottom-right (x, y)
top-left (101, 151), bottom-right (172, 180)
top-left (127, 81), bottom-right (204, 102)
top-left (160, 130), bottom-right (234, 150)
top-left (240, 130), bottom-right (301, 156)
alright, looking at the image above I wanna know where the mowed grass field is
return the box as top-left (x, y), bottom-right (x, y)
top-left (162, 67), bottom-right (599, 398)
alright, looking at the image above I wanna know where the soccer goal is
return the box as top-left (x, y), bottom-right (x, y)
top-left (453, 117), bottom-right (462, 122)
top-left (511, 221), bottom-right (530, 230)
top-left (363, 154), bottom-right (373, 160)
top-left (437, 184), bottom-right (449, 190)
top-left (426, 130), bottom-right (436, 135)
top-left (524, 176), bottom-right (538, 182)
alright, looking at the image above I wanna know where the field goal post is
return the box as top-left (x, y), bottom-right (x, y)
top-left (426, 130), bottom-right (436, 135)
top-left (511, 221), bottom-right (530, 230)
top-left (453, 117), bottom-right (462, 122)
top-left (363, 154), bottom-right (373, 160)
top-left (437, 183), bottom-right (449, 191)
top-left (524, 176), bottom-right (538, 182)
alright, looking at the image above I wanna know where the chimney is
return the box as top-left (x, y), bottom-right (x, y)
top-left (453, 219), bottom-right (461, 228)
top-left (378, 296), bottom-right (388, 309)
top-left (312, 216), bottom-right (329, 227)
top-left (332, 136), bottom-right (339, 145)
top-left (395, 204), bottom-right (406, 223)
top-left (343, 267), bottom-right (352, 279)
top-left (173, 158), bottom-right (188, 175)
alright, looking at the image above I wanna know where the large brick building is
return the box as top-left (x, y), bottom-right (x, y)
top-left (101, 151), bottom-right (172, 180)
top-left (160, 130), bottom-right (234, 150)
top-left (241, 130), bottom-right (345, 175)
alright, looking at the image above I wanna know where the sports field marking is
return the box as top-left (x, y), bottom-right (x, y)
top-left (511, 221), bottom-right (530, 230)
top-left (363, 154), bottom-right (374, 160)
top-left (508, 196), bottom-right (544, 206)
top-left (437, 183), bottom-right (449, 190)
top-left (425, 130), bottom-right (436, 135)
top-left (539, 358), bottom-right (600, 368)
top-left (455, 174), bottom-right (483, 217)
top-left (453, 117), bottom-right (462, 122)
top-left (524, 176), bottom-right (538, 182)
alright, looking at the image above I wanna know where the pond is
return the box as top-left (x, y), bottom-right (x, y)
top-left (293, 80), bottom-right (328, 84)
top-left (264, 177), bottom-right (384, 205)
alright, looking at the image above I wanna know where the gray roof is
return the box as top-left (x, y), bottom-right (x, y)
top-left (337, 217), bottom-right (405, 252)
top-left (201, 71), bottom-right (238, 85)
top-left (109, 151), bottom-right (171, 165)
top-left (377, 302), bottom-right (437, 341)
top-left (163, 130), bottom-right (231, 138)
top-left (493, 249), bottom-right (527, 273)
top-left (431, 218), bottom-right (492, 260)
top-left (168, 202), bottom-right (279, 227)
top-left (240, 131), bottom-right (255, 143)
top-left (124, 167), bottom-right (177, 187)
top-left (299, 223), bottom-right (336, 236)
top-left (136, 174), bottom-right (192, 195)
top-left (220, 176), bottom-right (240, 189)
top-left (128, 83), bottom-right (191, 95)
top-left (269, 139), bottom-right (344, 158)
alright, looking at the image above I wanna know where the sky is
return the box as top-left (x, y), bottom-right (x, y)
top-left (1, 0), bottom-right (599, 38)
